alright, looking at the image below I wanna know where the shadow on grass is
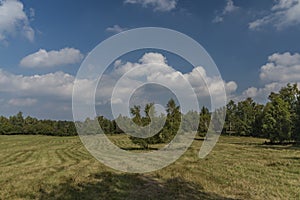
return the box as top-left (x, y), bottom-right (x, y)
top-left (194, 137), bottom-right (205, 141)
top-left (255, 144), bottom-right (300, 151)
top-left (228, 140), bottom-right (300, 151)
top-left (286, 156), bottom-right (300, 160)
top-left (39, 172), bottom-right (236, 200)
top-left (120, 147), bottom-right (159, 151)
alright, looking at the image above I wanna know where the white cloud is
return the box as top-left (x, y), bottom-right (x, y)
top-left (242, 87), bottom-right (258, 98)
top-left (249, 0), bottom-right (300, 30)
top-left (124, 0), bottom-right (177, 12)
top-left (183, 67), bottom-right (237, 98)
top-left (8, 98), bottom-right (37, 106)
top-left (96, 52), bottom-right (237, 114)
top-left (240, 83), bottom-right (285, 103)
top-left (0, 70), bottom-right (75, 98)
top-left (20, 48), bottom-right (84, 68)
top-left (0, 68), bottom-right (100, 119)
top-left (268, 52), bottom-right (300, 66)
top-left (0, 68), bottom-right (101, 108)
top-left (139, 52), bottom-right (166, 64)
top-left (106, 25), bottom-right (128, 33)
top-left (259, 52), bottom-right (300, 83)
top-left (240, 52), bottom-right (300, 102)
top-left (0, 0), bottom-right (34, 42)
top-left (213, 0), bottom-right (239, 23)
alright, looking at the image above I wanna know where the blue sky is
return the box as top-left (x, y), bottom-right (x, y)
top-left (1, 0), bottom-right (300, 119)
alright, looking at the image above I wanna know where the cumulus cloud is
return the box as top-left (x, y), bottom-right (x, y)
top-left (8, 98), bottom-right (37, 106)
top-left (240, 82), bottom-right (287, 103)
top-left (0, 70), bottom-right (75, 98)
top-left (0, 0), bottom-right (34, 42)
top-left (0, 69), bottom-right (82, 118)
top-left (124, 0), bottom-right (177, 12)
top-left (95, 52), bottom-right (237, 115)
top-left (249, 0), bottom-right (300, 30)
top-left (213, 0), bottom-right (239, 23)
top-left (20, 48), bottom-right (84, 68)
top-left (106, 25), bottom-right (128, 33)
top-left (259, 52), bottom-right (300, 83)
top-left (240, 52), bottom-right (300, 103)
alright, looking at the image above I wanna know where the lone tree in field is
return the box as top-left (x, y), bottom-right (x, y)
top-left (129, 99), bottom-right (181, 149)
top-left (129, 103), bottom-right (162, 149)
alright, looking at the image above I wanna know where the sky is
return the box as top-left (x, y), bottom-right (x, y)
top-left (1, 0), bottom-right (300, 120)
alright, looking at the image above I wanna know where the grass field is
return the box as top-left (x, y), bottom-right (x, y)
top-left (0, 135), bottom-right (299, 200)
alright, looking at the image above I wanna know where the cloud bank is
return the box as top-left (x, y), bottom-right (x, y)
top-left (1, 52), bottom-right (237, 119)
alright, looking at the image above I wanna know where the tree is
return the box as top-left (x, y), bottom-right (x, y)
top-left (198, 106), bottom-right (210, 137)
top-left (279, 83), bottom-right (299, 139)
top-left (224, 100), bottom-right (238, 135)
top-left (182, 110), bottom-right (199, 134)
top-left (98, 116), bottom-right (114, 134)
top-left (223, 98), bottom-right (260, 136)
top-left (293, 94), bottom-right (300, 142)
top-left (129, 103), bottom-right (162, 149)
top-left (129, 100), bottom-right (181, 149)
top-left (9, 112), bottom-right (24, 134)
top-left (130, 105), bottom-right (142, 125)
top-left (235, 98), bottom-right (257, 136)
top-left (251, 103), bottom-right (264, 138)
top-left (23, 116), bottom-right (38, 134)
top-left (0, 116), bottom-right (13, 135)
top-left (279, 83), bottom-right (298, 112)
top-left (160, 99), bottom-right (181, 143)
top-left (262, 93), bottom-right (292, 143)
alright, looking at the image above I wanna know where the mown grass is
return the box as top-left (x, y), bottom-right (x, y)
top-left (0, 135), bottom-right (299, 199)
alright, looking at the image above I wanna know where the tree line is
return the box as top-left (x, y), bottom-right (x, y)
top-left (0, 83), bottom-right (300, 146)
top-left (223, 83), bottom-right (300, 144)
top-left (0, 112), bottom-right (77, 136)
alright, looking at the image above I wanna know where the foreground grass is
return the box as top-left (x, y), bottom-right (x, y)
top-left (0, 135), bottom-right (299, 199)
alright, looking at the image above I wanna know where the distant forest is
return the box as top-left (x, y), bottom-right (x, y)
top-left (1, 83), bottom-right (300, 146)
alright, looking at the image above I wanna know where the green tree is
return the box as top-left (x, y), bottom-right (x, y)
top-left (198, 106), bottom-right (210, 137)
top-left (252, 103), bottom-right (264, 138)
top-left (23, 116), bottom-right (38, 134)
top-left (293, 94), bottom-right (300, 142)
top-left (235, 98), bottom-right (257, 136)
top-left (262, 93), bottom-right (292, 143)
top-left (130, 105), bottom-right (142, 125)
top-left (9, 112), bottom-right (24, 134)
top-left (224, 100), bottom-right (238, 135)
top-left (0, 116), bottom-right (13, 134)
top-left (129, 103), bottom-right (162, 149)
top-left (160, 99), bottom-right (181, 143)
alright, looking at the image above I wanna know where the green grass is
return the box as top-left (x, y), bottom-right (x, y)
top-left (0, 135), bottom-right (299, 199)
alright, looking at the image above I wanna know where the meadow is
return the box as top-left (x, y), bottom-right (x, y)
top-left (0, 135), bottom-right (299, 200)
